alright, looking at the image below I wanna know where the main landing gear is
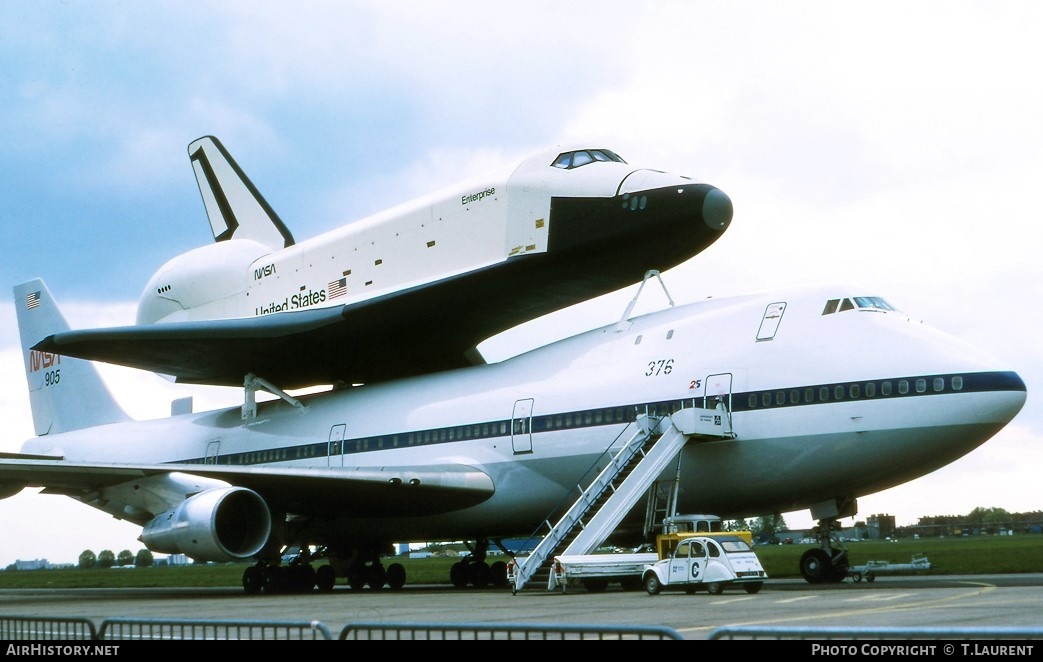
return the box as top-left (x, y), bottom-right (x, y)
top-left (798, 518), bottom-right (850, 584)
top-left (449, 538), bottom-right (509, 589)
top-left (241, 545), bottom-right (408, 594)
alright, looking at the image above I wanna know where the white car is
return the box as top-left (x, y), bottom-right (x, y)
top-left (642, 535), bottom-right (767, 595)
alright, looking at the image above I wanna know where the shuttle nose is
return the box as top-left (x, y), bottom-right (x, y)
top-left (701, 186), bottom-right (733, 232)
top-left (620, 183), bottom-right (732, 233)
top-left (547, 182), bottom-right (733, 265)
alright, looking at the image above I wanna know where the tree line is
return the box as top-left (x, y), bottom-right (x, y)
top-left (77, 548), bottom-right (154, 569)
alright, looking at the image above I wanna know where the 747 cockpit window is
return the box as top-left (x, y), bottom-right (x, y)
top-left (822, 296), bottom-right (897, 315)
top-left (551, 149), bottom-right (626, 169)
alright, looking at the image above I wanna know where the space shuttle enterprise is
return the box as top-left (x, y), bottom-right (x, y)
top-left (36, 137), bottom-right (733, 389)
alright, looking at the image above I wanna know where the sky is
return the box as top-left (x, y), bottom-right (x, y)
top-left (1, 1), bottom-right (1041, 567)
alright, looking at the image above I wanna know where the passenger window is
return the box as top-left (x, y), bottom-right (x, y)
top-left (916, 378), bottom-right (927, 393)
top-left (881, 381), bottom-right (892, 396)
top-left (952, 376), bottom-right (963, 391)
top-left (933, 377), bottom-right (945, 392)
top-left (865, 382), bottom-right (876, 397)
top-left (898, 380), bottom-right (909, 395)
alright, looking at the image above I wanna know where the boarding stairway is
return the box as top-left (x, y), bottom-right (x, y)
top-left (509, 405), bottom-right (731, 593)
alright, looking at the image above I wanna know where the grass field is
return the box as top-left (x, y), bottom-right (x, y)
top-left (1, 535), bottom-right (1041, 589)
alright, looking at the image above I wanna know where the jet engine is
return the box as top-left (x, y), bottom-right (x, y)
top-left (139, 486), bottom-right (272, 563)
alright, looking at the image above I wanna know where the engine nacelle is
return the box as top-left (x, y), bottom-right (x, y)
top-left (139, 487), bottom-right (271, 563)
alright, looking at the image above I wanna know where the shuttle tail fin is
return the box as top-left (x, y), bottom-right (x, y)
top-left (187, 135), bottom-right (295, 250)
top-left (13, 279), bottom-right (131, 435)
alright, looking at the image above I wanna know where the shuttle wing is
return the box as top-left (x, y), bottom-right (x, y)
top-left (31, 260), bottom-right (561, 388)
top-left (0, 455), bottom-right (495, 519)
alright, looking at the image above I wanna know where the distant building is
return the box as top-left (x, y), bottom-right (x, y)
top-left (868, 514), bottom-right (896, 540)
top-left (13, 559), bottom-right (49, 571)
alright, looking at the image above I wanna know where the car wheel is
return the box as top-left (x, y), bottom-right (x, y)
top-left (644, 573), bottom-right (662, 596)
top-left (705, 581), bottom-right (724, 595)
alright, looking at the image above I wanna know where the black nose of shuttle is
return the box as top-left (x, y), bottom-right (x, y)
top-left (700, 186), bottom-right (734, 231)
top-left (547, 182), bottom-right (733, 267)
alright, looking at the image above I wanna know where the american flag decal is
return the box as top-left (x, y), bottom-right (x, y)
top-left (26, 291), bottom-right (41, 309)
top-left (328, 278), bottom-right (347, 299)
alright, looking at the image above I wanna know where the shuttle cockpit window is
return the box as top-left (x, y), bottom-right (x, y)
top-left (551, 149), bottom-right (627, 169)
top-left (822, 296), bottom-right (897, 316)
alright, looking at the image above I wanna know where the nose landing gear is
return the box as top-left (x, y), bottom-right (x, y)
top-left (799, 518), bottom-right (849, 584)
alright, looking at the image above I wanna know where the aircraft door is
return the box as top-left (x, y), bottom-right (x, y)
top-left (204, 440), bottom-right (220, 465)
top-left (511, 398), bottom-right (534, 454)
top-left (756, 302), bottom-right (787, 341)
top-left (328, 423), bottom-right (346, 467)
top-left (704, 373), bottom-right (734, 434)
top-left (704, 373), bottom-right (733, 407)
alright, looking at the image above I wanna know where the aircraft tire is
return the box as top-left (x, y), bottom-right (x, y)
top-left (828, 549), bottom-right (850, 583)
top-left (316, 565), bottom-right (336, 592)
top-left (450, 561), bottom-right (469, 588)
top-left (386, 562), bottom-right (406, 590)
top-left (289, 563), bottom-right (316, 592)
top-left (799, 548), bottom-right (831, 584)
top-left (472, 561), bottom-right (492, 588)
top-left (242, 565), bottom-right (263, 594)
top-left (347, 567), bottom-right (366, 591)
top-left (366, 564), bottom-right (387, 590)
top-left (262, 565), bottom-right (286, 594)
top-left (489, 560), bottom-right (508, 587)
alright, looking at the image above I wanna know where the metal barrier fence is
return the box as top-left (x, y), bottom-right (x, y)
top-left (337, 621), bottom-right (684, 640)
top-left (1, 615), bottom-right (680, 640)
top-left (97, 618), bottom-right (334, 640)
top-left (0, 616), bottom-right (97, 640)
top-left (13, 616), bottom-right (1043, 641)
top-left (709, 625), bottom-right (1043, 640)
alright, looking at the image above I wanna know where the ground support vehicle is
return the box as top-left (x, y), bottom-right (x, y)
top-left (849, 554), bottom-right (933, 582)
top-left (548, 552), bottom-right (657, 593)
top-left (532, 514), bottom-right (753, 593)
top-left (642, 534), bottom-right (767, 595)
